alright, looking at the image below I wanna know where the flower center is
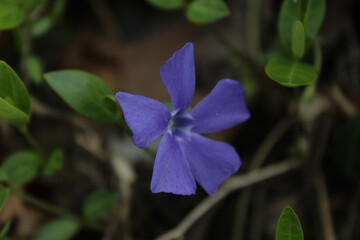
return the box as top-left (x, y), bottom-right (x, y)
top-left (168, 113), bottom-right (193, 135)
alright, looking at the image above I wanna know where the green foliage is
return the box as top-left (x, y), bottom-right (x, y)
top-left (333, 115), bottom-right (360, 179)
top-left (302, 0), bottom-right (326, 49)
top-left (0, 169), bottom-right (7, 182)
top-left (0, 61), bottom-right (31, 128)
top-left (276, 206), bottom-right (304, 240)
top-left (27, 55), bottom-right (44, 84)
top-left (265, 58), bottom-right (317, 87)
top-left (82, 190), bottom-right (120, 222)
top-left (0, 222), bottom-right (11, 238)
top-left (146, 0), bottom-right (185, 10)
top-left (42, 149), bottom-right (64, 176)
top-left (44, 70), bottom-right (120, 123)
top-left (33, 218), bottom-right (80, 240)
top-left (2, 151), bottom-right (42, 186)
top-left (0, 0), bottom-right (47, 30)
top-left (279, 0), bottom-right (325, 54)
top-left (0, 188), bottom-right (9, 212)
top-left (20, 0), bottom-right (47, 12)
top-left (31, 0), bottom-right (66, 38)
top-left (291, 20), bottom-right (305, 58)
top-left (0, 0), bottom-right (25, 30)
top-left (186, 0), bottom-right (230, 24)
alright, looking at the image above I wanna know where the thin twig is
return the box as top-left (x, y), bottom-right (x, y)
top-left (11, 188), bottom-right (104, 232)
top-left (330, 84), bottom-right (358, 118)
top-left (314, 173), bottom-right (336, 240)
top-left (155, 158), bottom-right (302, 240)
top-left (205, 26), bottom-right (266, 83)
top-left (232, 117), bottom-right (292, 240)
top-left (246, 0), bottom-right (263, 62)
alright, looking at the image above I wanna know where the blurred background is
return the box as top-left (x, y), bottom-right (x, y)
top-left (0, 0), bottom-right (359, 239)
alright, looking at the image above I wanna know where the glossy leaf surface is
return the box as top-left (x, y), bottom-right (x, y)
top-left (265, 58), bottom-right (317, 87)
top-left (44, 70), bottom-right (119, 123)
top-left (276, 206), bottom-right (304, 240)
top-left (186, 0), bottom-right (230, 24)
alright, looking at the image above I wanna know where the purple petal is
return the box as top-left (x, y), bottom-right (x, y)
top-left (160, 42), bottom-right (195, 113)
top-left (116, 92), bottom-right (171, 148)
top-left (190, 79), bottom-right (250, 134)
top-left (180, 132), bottom-right (241, 195)
top-left (151, 133), bottom-right (196, 195)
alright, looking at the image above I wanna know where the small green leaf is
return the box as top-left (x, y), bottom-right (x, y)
top-left (33, 218), bottom-right (80, 240)
top-left (42, 149), bottom-right (63, 176)
top-left (27, 55), bottom-right (44, 84)
top-left (276, 206), bottom-right (304, 240)
top-left (265, 58), bottom-right (317, 87)
top-left (0, 1), bottom-right (25, 30)
top-left (0, 188), bottom-right (9, 212)
top-left (0, 222), bottom-right (11, 238)
top-left (44, 70), bottom-right (119, 123)
top-left (2, 151), bottom-right (42, 186)
top-left (31, 0), bottom-right (66, 38)
top-left (303, 0), bottom-right (325, 49)
top-left (83, 190), bottom-right (119, 222)
top-left (186, 0), bottom-right (230, 24)
top-left (0, 169), bottom-right (7, 182)
top-left (291, 20), bottom-right (305, 58)
top-left (0, 61), bottom-right (31, 127)
top-left (279, 0), bottom-right (325, 54)
top-left (278, 0), bottom-right (302, 53)
top-left (146, 0), bottom-right (185, 10)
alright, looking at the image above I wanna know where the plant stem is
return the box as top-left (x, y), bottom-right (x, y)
top-left (314, 173), bottom-right (336, 240)
top-left (155, 159), bottom-right (301, 240)
top-left (313, 39), bottom-right (323, 74)
top-left (19, 127), bottom-right (46, 161)
top-left (231, 118), bottom-right (292, 240)
top-left (11, 188), bottom-right (103, 232)
top-left (246, 0), bottom-right (263, 63)
top-left (205, 25), bottom-right (267, 85)
top-left (20, 17), bottom-right (32, 84)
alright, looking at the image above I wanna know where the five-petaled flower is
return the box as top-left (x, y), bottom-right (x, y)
top-left (116, 42), bottom-right (250, 195)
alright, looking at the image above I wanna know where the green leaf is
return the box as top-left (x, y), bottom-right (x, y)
top-left (31, 0), bottom-right (66, 38)
top-left (146, 0), bottom-right (185, 10)
top-left (0, 169), bottom-right (7, 182)
top-left (265, 58), bottom-right (317, 87)
top-left (0, 222), bottom-right (11, 238)
top-left (0, 97), bottom-right (30, 128)
top-left (0, 188), bottom-right (9, 212)
top-left (33, 218), bottom-right (80, 240)
top-left (333, 115), bottom-right (360, 179)
top-left (83, 190), bottom-right (119, 221)
top-left (2, 151), bottom-right (42, 186)
top-left (186, 0), bottom-right (230, 24)
top-left (303, 0), bottom-right (325, 49)
top-left (278, 0), bottom-right (302, 53)
top-left (291, 20), bottom-right (305, 58)
top-left (276, 206), bottom-right (304, 240)
top-left (0, 61), bottom-right (31, 127)
top-left (42, 149), bottom-right (63, 176)
top-left (279, 0), bottom-right (325, 54)
top-left (0, 1), bottom-right (25, 30)
top-left (27, 55), bottom-right (44, 84)
top-left (44, 70), bottom-right (119, 123)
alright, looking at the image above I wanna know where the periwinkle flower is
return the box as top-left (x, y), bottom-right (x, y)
top-left (116, 42), bottom-right (250, 195)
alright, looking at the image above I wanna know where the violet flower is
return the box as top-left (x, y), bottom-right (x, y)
top-left (116, 42), bottom-right (250, 195)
